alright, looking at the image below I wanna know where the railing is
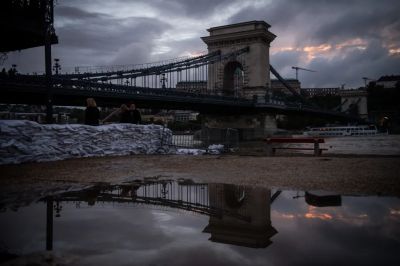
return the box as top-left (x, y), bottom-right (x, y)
top-left (166, 123), bottom-right (239, 151)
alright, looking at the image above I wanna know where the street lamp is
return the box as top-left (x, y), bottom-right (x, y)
top-left (160, 73), bottom-right (168, 89)
top-left (53, 58), bottom-right (61, 75)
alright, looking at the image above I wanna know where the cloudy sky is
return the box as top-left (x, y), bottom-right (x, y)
top-left (3, 0), bottom-right (400, 88)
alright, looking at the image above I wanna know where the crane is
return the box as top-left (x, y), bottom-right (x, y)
top-left (291, 66), bottom-right (316, 80)
top-left (362, 77), bottom-right (374, 87)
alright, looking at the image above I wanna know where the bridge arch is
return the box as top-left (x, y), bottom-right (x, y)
top-left (223, 61), bottom-right (244, 97)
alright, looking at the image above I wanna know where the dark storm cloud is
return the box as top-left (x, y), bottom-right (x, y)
top-left (114, 0), bottom-right (241, 18)
top-left (230, 0), bottom-right (400, 44)
top-left (55, 5), bottom-right (104, 20)
top-left (3, 0), bottom-right (400, 87)
top-left (228, 0), bottom-right (400, 87)
top-left (5, 4), bottom-right (171, 72)
top-left (54, 6), bottom-right (170, 67)
top-left (303, 40), bottom-right (400, 87)
top-left (270, 50), bottom-right (303, 79)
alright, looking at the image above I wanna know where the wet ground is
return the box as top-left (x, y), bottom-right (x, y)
top-left (1, 135), bottom-right (400, 265)
top-left (1, 179), bottom-right (399, 266)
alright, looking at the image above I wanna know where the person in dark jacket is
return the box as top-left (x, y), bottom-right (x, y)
top-left (84, 98), bottom-right (100, 126)
top-left (119, 104), bottom-right (131, 123)
top-left (128, 103), bottom-right (142, 124)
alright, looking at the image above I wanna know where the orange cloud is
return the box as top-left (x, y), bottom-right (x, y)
top-left (390, 209), bottom-right (400, 215)
top-left (336, 38), bottom-right (367, 50)
top-left (303, 44), bottom-right (332, 53)
top-left (305, 212), bottom-right (333, 220)
top-left (302, 44), bottom-right (332, 62)
top-left (270, 46), bottom-right (301, 53)
top-left (389, 48), bottom-right (400, 55)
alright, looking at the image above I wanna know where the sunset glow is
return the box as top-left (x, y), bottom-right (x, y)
top-left (389, 48), bottom-right (400, 55)
top-left (336, 38), bottom-right (367, 50)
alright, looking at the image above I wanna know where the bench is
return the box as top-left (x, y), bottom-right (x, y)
top-left (264, 137), bottom-right (326, 156)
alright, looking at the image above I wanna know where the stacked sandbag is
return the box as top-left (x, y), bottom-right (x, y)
top-left (0, 120), bottom-right (174, 165)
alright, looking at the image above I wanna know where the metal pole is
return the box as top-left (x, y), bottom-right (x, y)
top-left (46, 198), bottom-right (53, 250)
top-left (45, 0), bottom-right (54, 124)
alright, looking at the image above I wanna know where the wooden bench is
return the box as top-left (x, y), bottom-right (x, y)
top-left (264, 137), bottom-right (326, 156)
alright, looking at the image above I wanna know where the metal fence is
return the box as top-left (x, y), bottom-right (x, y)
top-left (170, 127), bottom-right (239, 151)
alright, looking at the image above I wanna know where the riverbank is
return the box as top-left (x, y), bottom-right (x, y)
top-left (1, 155), bottom-right (399, 205)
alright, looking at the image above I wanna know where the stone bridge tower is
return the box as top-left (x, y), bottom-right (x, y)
top-left (201, 21), bottom-right (278, 139)
top-left (203, 184), bottom-right (277, 248)
top-left (201, 21), bottom-right (276, 99)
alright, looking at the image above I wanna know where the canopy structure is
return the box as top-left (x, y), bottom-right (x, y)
top-left (0, 0), bottom-right (58, 52)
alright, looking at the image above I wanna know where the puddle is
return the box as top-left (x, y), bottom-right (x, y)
top-left (1, 180), bottom-right (399, 265)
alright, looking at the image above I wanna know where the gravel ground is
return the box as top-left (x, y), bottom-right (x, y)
top-left (1, 154), bottom-right (399, 208)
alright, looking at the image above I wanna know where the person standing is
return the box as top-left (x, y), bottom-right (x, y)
top-left (129, 103), bottom-right (142, 124)
top-left (84, 98), bottom-right (100, 126)
top-left (119, 104), bottom-right (131, 123)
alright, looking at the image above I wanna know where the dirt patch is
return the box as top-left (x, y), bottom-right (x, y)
top-left (1, 155), bottom-right (399, 198)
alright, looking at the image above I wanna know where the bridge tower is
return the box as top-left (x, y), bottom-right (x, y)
top-left (203, 184), bottom-right (277, 248)
top-left (202, 21), bottom-right (276, 99)
top-left (201, 21), bottom-right (278, 139)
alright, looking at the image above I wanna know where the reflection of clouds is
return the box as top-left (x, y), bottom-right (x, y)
top-left (265, 193), bottom-right (400, 266)
top-left (151, 210), bottom-right (174, 222)
top-left (390, 209), bottom-right (400, 215)
top-left (305, 212), bottom-right (333, 220)
top-left (274, 195), bottom-right (400, 226)
top-left (2, 189), bottom-right (400, 266)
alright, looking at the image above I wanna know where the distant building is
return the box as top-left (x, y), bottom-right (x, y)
top-left (176, 81), bottom-right (207, 94)
top-left (301, 87), bottom-right (340, 98)
top-left (271, 79), bottom-right (301, 95)
top-left (376, 75), bottom-right (400, 88)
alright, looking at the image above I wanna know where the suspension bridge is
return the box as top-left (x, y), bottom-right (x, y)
top-left (0, 45), bottom-right (355, 118)
top-left (0, 21), bottom-right (362, 139)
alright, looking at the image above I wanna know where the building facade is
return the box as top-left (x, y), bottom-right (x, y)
top-left (376, 75), bottom-right (400, 88)
top-left (301, 87), bottom-right (340, 98)
top-left (271, 79), bottom-right (301, 95)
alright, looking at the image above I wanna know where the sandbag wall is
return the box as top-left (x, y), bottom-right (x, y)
top-left (0, 120), bottom-right (173, 165)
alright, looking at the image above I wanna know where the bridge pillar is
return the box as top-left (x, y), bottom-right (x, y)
top-left (202, 21), bottom-right (276, 100)
top-left (203, 113), bottom-right (277, 140)
top-left (339, 89), bottom-right (368, 120)
top-left (203, 184), bottom-right (277, 248)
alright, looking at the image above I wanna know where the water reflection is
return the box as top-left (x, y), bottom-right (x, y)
top-left (1, 179), bottom-right (399, 265)
top-left (43, 180), bottom-right (281, 249)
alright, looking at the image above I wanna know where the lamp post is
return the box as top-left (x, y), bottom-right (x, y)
top-left (44, 0), bottom-right (55, 124)
top-left (160, 73), bottom-right (168, 89)
top-left (53, 58), bottom-right (61, 75)
top-left (362, 77), bottom-right (369, 88)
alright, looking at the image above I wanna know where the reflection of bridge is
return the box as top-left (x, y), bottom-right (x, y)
top-left (43, 180), bottom-right (281, 250)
